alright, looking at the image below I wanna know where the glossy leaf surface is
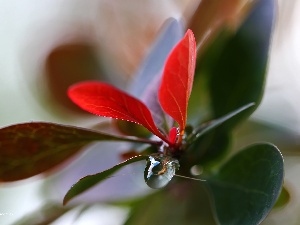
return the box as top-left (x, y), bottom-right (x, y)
top-left (0, 122), bottom-right (150, 182)
top-left (63, 155), bottom-right (148, 205)
top-left (68, 81), bottom-right (168, 143)
top-left (158, 30), bottom-right (196, 131)
top-left (207, 0), bottom-right (275, 129)
top-left (206, 143), bottom-right (284, 225)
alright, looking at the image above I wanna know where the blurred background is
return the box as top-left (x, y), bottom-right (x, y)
top-left (0, 0), bottom-right (300, 224)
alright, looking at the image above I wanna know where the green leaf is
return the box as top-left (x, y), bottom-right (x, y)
top-left (124, 183), bottom-right (216, 225)
top-left (188, 0), bottom-right (256, 57)
top-left (183, 132), bottom-right (231, 167)
top-left (184, 103), bottom-right (254, 165)
top-left (0, 122), bottom-right (155, 182)
top-left (188, 103), bottom-right (254, 143)
top-left (206, 143), bottom-right (284, 225)
top-left (63, 155), bottom-right (148, 205)
top-left (205, 0), bottom-right (275, 130)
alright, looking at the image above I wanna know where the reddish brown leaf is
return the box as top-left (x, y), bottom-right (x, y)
top-left (68, 81), bottom-right (169, 143)
top-left (45, 42), bottom-right (102, 111)
top-left (0, 122), bottom-right (155, 182)
top-left (158, 30), bottom-right (196, 132)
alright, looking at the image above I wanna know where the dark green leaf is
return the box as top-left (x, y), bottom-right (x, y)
top-left (206, 143), bottom-right (284, 225)
top-left (0, 122), bottom-right (155, 182)
top-left (184, 103), bottom-right (254, 165)
top-left (63, 155), bottom-right (148, 205)
top-left (188, 103), bottom-right (254, 143)
top-left (187, 68), bottom-right (210, 124)
top-left (183, 132), bottom-right (231, 167)
top-left (205, 0), bottom-right (275, 130)
top-left (188, 0), bottom-right (256, 57)
top-left (124, 182), bottom-right (216, 225)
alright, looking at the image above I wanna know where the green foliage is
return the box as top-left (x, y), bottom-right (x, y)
top-left (205, 0), bottom-right (274, 131)
top-left (63, 155), bottom-right (148, 205)
top-left (206, 143), bottom-right (283, 225)
top-left (123, 144), bottom-right (283, 225)
top-left (0, 0), bottom-right (284, 224)
top-left (185, 103), bottom-right (254, 165)
top-left (123, 1), bottom-right (281, 224)
top-left (124, 184), bottom-right (216, 225)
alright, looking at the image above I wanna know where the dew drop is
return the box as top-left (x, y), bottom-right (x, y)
top-left (190, 165), bottom-right (203, 176)
top-left (144, 155), bottom-right (179, 189)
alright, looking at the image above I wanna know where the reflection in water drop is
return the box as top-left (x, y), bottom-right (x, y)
top-left (144, 155), bottom-right (179, 189)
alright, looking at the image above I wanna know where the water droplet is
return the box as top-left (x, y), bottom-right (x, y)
top-left (190, 165), bottom-right (203, 176)
top-left (144, 155), bottom-right (179, 189)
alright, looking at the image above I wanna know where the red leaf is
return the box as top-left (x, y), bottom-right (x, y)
top-left (68, 81), bottom-right (168, 143)
top-left (158, 30), bottom-right (196, 132)
top-left (0, 122), bottom-right (155, 182)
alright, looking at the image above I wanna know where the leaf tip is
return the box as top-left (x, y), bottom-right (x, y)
top-left (62, 193), bottom-right (72, 206)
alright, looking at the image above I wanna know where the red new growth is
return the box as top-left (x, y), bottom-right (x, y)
top-left (158, 30), bottom-right (196, 134)
top-left (68, 82), bottom-right (168, 143)
top-left (68, 29), bottom-right (196, 147)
